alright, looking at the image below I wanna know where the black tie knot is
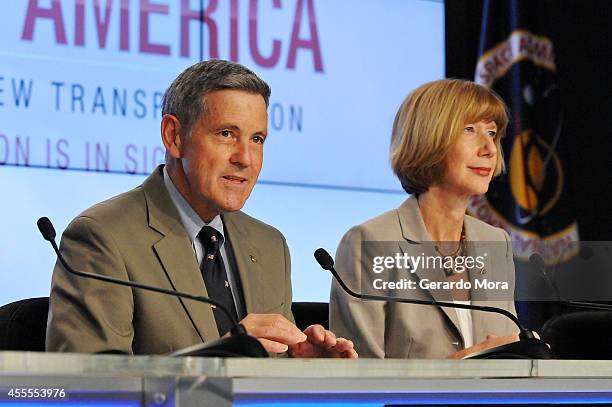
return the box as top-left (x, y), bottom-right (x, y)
top-left (198, 226), bottom-right (224, 262)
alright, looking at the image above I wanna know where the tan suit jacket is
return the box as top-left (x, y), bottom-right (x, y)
top-left (46, 166), bottom-right (294, 354)
top-left (329, 195), bottom-right (517, 358)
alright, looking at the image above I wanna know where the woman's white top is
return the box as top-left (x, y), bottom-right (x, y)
top-left (454, 300), bottom-right (474, 348)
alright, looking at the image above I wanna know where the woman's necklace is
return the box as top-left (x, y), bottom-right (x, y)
top-left (434, 226), bottom-right (466, 277)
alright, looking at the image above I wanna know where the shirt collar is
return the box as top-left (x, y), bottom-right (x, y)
top-left (163, 166), bottom-right (225, 245)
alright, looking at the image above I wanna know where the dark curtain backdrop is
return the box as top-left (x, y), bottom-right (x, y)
top-left (445, 0), bottom-right (612, 242)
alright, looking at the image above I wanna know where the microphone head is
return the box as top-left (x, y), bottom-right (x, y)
top-left (528, 252), bottom-right (545, 269)
top-left (314, 248), bottom-right (334, 271)
top-left (37, 217), bottom-right (56, 241)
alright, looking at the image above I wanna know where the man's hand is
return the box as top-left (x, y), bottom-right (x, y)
top-left (288, 324), bottom-right (358, 358)
top-left (237, 315), bottom-right (358, 358)
top-left (238, 313), bottom-right (307, 353)
top-left (447, 332), bottom-right (520, 359)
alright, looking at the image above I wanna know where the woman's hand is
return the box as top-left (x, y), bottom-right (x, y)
top-left (446, 332), bottom-right (520, 359)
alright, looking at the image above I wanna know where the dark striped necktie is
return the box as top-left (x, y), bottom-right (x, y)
top-left (197, 225), bottom-right (238, 336)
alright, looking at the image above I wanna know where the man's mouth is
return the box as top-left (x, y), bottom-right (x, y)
top-left (222, 175), bottom-right (247, 184)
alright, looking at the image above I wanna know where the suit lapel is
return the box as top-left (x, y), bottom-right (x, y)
top-left (397, 196), bottom-right (461, 336)
top-left (222, 212), bottom-right (265, 314)
top-left (143, 167), bottom-right (219, 342)
top-left (464, 216), bottom-right (496, 343)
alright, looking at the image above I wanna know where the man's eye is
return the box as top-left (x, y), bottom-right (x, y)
top-left (220, 130), bottom-right (232, 137)
top-left (252, 135), bottom-right (265, 144)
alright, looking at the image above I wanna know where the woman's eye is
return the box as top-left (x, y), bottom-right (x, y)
top-left (464, 126), bottom-right (475, 133)
top-left (488, 130), bottom-right (497, 137)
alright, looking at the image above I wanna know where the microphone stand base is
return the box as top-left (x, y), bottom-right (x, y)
top-left (170, 334), bottom-right (268, 358)
top-left (465, 338), bottom-right (553, 359)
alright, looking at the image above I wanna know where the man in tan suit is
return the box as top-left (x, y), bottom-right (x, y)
top-left (46, 60), bottom-right (356, 358)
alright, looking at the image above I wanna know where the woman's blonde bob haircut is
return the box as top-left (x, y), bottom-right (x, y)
top-left (390, 79), bottom-right (509, 194)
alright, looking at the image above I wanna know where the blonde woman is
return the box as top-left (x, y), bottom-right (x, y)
top-left (330, 79), bottom-right (519, 359)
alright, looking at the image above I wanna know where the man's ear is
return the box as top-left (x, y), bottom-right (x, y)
top-left (161, 114), bottom-right (183, 159)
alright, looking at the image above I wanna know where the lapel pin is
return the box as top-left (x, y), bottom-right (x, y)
top-left (250, 255), bottom-right (257, 263)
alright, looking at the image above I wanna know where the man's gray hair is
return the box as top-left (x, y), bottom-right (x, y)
top-left (162, 59), bottom-right (271, 137)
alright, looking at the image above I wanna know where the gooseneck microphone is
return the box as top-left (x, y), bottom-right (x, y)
top-left (314, 248), bottom-right (528, 336)
top-left (529, 252), bottom-right (612, 311)
top-left (315, 248), bottom-right (552, 359)
top-left (38, 216), bottom-right (267, 358)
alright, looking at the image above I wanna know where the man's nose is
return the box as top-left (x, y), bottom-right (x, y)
top-left (230, 140), bottom-right (252, 167)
